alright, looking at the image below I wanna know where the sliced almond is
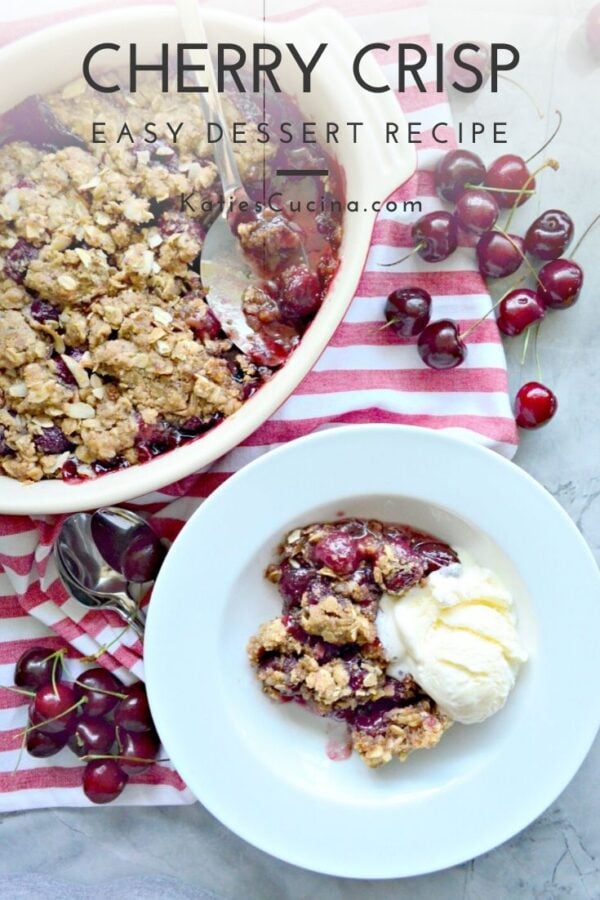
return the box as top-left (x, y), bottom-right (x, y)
top-left (60, 354), bottom-right (90, 389)
top-left (64, 401), bottom-right (95, 420)
top-left (152, 306), bottom-right (173, 326)
top-left (58, 274), bottom-right (78, 291)
top-left (79, 176), bottom-right (100, 191)
top-left (8, 382), bottom-right (27, 398)
top-left (156, 340), bottom-right (170, 356)
top-left (147, 232), bottom-right (163, 249)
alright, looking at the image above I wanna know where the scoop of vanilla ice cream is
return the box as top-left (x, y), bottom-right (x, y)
top-left (377, 552), bottom-right (527, 724)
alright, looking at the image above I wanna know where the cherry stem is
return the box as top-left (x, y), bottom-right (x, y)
top-left (498, 74), bottom-right (544, 120)
top-left (495, 229), bottom-right (545, 288)
top-left (379, 242), bottom-right (425, 267)
top-left (0, 684), bottom-right (35, 698)
top-left (534, 321), bottom-right (543, 381)
top-left (465, 183), bottom-right (535, 195)
top-left (461, 276), bottom-right (527, 340)
top-left (50, 650), bottom-right (65, 698)
top-left (73, 680), bottom-right (127, 701)
top-left (521, 327), bottom-right (532, 366)
top-left (504, 158), bottom-right (560, 232)
top-left (19, 696), bottom-right (88, 736)
top-left (13, 731), bottom-right (27, 775)
top-left (81, 753), bottom-right (161, 765)
top-left (78, 623), bottom-right (130, 663)
top-left (571, 212), bottom-right (600, 259)
top-left (525, 110), bottom-right (563, 164)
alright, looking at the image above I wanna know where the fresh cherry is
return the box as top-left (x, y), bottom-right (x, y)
top-left (278, 265), bottom-right (322, 319)
top-left (114, 683), bottom-right (154, 733)
top-left (445, 41), bottom-right (491, 91)
top-left (26, 729), bottom-right (68, 758)
top-left (117, 728), bottom-right (160, 775)
top-left (586, 3), bottom-right (600, 58)
top-left (454, 189), bottom-right (499, 235)
top-left (412, 211), bottom-right (459, 262)
top-left (417, 319), bottom-right (466, 369)
top-left (476, 231), bottom-right (524, 278)
top-left (485, 155), bottom-right (534, 208)
top-left (32, 682), bottom-right (79, 734)
top-left (83, 759), bottom-right (128, 804)
top-left (74, 668), bottom-right (124, 717)
top-left (384, 287), bottom-right (431, 337)
top-left (515, 382), bottom-right (558, 428)
top-left (496, 289), bottom-right (546, 336)
top-left (524, 209), bottom-right (573, 260)
top-left (537, 259), bottom-right (583, 309)
top-left (68, 716), bottom-right (116, 758)
top-left (14, 647), bottom-right (62, 689)
top-left (435, 149), bottom-right (486, 202)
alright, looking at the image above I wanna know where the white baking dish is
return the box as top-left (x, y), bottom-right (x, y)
top-left (0, 5), bottom-right (415, 513)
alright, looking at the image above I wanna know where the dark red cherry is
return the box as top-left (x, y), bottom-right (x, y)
top-left (445, 41), bottom-right (491, 91)
top-left (26, 728), bottom-right (68, 758)
top-left (15, 647), bottom-right (62, 690)
top-left (537, 259), bottom-right (583, 309)
top-left (485, 155), bottom-right (535, 208)
top-left (435, 149), bottom-right (486, 202)
top-left (412, 211), bottom-right (458, 263)
top-left (74, 668), bottom-right (124, 717)
top-left (33, 426), bottom-right (72, 455)
top-left (476, 231), bottom-right (524, 278)
top-left (3, 238), bottom-right (38, 284)
top-left (312, 531), bottom-right (361, 575)
top-left (586, 3), bottom-right (600, 58)
top-left (33, 682), bottom-right (78, 734)
top-left (117, 728), bottom-right (160, 775)
top-left (417, 319), bottom-right (466, 369)
top-left (524, 210), bottom-right (574, 260)
top-left (515, 382), bottom-right (557, 428)
top-left (114, 682), bottom-right (154, 733)
top-left (83, 759), bottom-right (128, 804)
top-left (278, 265), bottom-right (322, 319)
top-left (68, 716), bottom-right (116, 758)
top-left (455, 190), bottom-right (499, 235)
top-left (497, 289), bottom-right (545, 336)
top-left (384, 287), bottom-right (431, 337)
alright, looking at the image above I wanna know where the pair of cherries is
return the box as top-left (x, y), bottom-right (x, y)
top-left (14, 647), bottom-right (159, 804)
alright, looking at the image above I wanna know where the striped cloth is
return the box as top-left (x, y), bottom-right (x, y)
top-left (0, 0), bottom-right (518, 811)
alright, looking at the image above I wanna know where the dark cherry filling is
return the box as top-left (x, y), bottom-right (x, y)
top-left (4, 238), bottom-right (38, 284)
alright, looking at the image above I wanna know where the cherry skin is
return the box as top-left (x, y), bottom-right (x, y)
top-left (515, 382), bottom-right (558, 428)
top-left (74, 668), bottom-right (124, 717)
top-left (476, 231), bottom-right (524, 278)
top-left (412, 211), bottom-right (458, 263)
top-left (485, 155), bottom-right (535, 208)
top-left (417, 320), bottom-right (466, 369)
top-left (384, 287), bottom-right (432, 337)
top-left (497, 289), bottom-right (546, 336)
top-left (445, 41), bottom-right (491, 91)
top-left (33, 682), bottom-right (79, 734)
top-left (524, 209), bottom-right (574, 260)
top-left (585, 3), bottom-right (600, 58)
top-left (537, 259), bottom-right (584, 309)
top-left (68, 716), bottom-right (116, 758)
top-left (435, 149), bottom-right (486, 202)
top-left (83, 758), bottom-right (128, 804)
top-left (117, 728), bottom-right (161, 775)
top-left (114, 683), bottom-right (154, 733)
top-left (26, 728), bottom-right (69, 758)
top-left (455, 189), bottom-right (499, 235)
top-left (14, 647), bottom-right (62, 689)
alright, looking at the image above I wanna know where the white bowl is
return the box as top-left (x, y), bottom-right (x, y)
top-left (145, 425), bottom-right (600, 878)
top-left (0, 6), bottom-right (414, 514)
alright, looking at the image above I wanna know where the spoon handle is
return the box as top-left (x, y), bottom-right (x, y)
top-left (112, 598), bottom-right (146, 640)
top-left (176, 0), bottom-right (244, 198)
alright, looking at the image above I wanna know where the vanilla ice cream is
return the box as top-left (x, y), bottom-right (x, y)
top-left (376, 552), bottom-right (527, 724)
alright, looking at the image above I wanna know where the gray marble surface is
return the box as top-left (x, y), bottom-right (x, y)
top-left (1, 0), bottom-right (599, 897)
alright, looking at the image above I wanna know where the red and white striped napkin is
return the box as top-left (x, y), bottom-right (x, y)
top-left (0, 0), bottom-right (518, 810)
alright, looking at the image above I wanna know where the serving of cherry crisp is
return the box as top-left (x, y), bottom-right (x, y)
top-left (248, 518), bottom-right (458, 768)
top-left (0, 73), bottom-right (343, 482)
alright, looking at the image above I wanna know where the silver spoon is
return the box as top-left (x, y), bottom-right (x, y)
top-left (54, 508), bottom-right (164, 638)
top-left (176, 0), bottom-right (306, 357)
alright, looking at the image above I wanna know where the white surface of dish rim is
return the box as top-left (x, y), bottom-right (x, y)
top-left (0, 6), bottom-right (415, 514)
top-left (145, 425), bottom-right (600, 878)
